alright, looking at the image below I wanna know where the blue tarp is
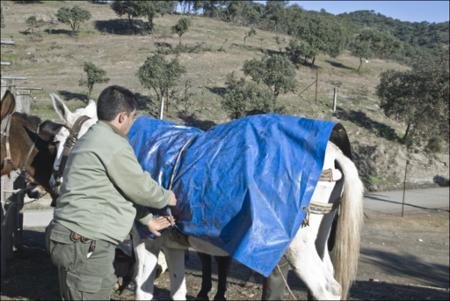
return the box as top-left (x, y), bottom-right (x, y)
top-left (128, 114), bottom-right (336, 276)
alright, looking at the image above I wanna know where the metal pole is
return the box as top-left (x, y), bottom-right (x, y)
top-left (401, 158), bottom-right (409, 217)
top-left (315, 69), bottom-right (318, 103)
top-left (332, 87), bottom-right (337, 112)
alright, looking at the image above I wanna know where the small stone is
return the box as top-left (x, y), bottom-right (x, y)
top-left (418, 238), bottom-right (423, 242)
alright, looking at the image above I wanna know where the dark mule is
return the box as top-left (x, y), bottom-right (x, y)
top-left (1, 90), bottom-right (63, 201)
top-left (197, 253), bottom-right (231, 301)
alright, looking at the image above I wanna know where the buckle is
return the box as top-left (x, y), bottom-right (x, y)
top-left (70, 231), bottom-right (88, 243)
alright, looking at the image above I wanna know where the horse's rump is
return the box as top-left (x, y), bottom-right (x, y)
top-left (128, 114), bottom-right (339, 276)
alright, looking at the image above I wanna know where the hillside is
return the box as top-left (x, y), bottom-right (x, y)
top-left (1, 1), bottom-right (448, 191)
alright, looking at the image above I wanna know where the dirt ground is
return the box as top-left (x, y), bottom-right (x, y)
top-left (1, 210), bottom-right (448, 300)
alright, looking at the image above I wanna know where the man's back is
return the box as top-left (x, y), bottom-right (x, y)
top-left (55, 121), bottom-right (150, 244)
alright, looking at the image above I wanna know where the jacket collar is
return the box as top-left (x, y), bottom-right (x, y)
top-left (98, 121), bottom-right (126, 138)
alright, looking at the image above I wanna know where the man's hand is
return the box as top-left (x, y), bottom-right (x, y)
top-left (168, 191), bottom-right (177, 207)
top-left (147, 216), bottom-right (175, 237)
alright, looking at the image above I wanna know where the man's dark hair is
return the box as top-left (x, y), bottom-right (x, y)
top-left (97, 85), bottom-right (137, 121)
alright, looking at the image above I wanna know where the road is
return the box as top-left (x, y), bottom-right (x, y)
top-left (364, 187), bottom-right (449, 216)
top-left (22, 187), bottom-right (449, 227)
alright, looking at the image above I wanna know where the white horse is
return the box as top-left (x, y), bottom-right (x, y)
top-left (50, 94), bottom-right (364, 300)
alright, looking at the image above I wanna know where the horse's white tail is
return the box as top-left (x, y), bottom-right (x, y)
top-left (333, 149), bottom-right (364, 299)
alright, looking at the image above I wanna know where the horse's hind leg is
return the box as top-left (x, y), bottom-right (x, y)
top-left (214, 256), bottom-right (231, 301)
top-left (163, 246), bottom-right (187, 300)
top-left (197, 252), bottom-right (213, 300)
top-left (134, 239), bottom-right (159, 300)
top-left (287, 220), bottom-right (341, 300)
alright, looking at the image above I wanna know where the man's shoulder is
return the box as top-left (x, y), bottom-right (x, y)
top-left (75, 123), bottom-right (129, 155)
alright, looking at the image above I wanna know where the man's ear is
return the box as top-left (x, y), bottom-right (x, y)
top-left (117, 112), bottom-right (126, 123)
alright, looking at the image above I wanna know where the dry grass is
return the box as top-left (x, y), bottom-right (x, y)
top-left (1, 0), bottom-right (409, 140)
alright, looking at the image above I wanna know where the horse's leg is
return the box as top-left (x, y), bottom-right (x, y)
top-left (197, 252), bottom-right (213, 300)
top-left (262, 256), bottom-right (290, 300)
top-left (163, 246), bottom-right (187, 300)
top-left (157, 250), bottom-right (168, 276)
top-left (316, 210), bottom-right (339, 277)
top-left (287, 219), bottom-right (341, 300)
top-left (132, 225), bottom-right (161, 300)
top-left (287, 152), bottom-right (343, 300)
top-left (214, 256), bottom-right (231, 301)
top-left (305, 210), bottom-right (338, 300)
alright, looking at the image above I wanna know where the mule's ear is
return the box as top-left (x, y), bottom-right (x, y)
top-left (86, 99), bottom-right (97, 119)
top-left (1, 90), bottom-right (16, 119)
top-left (50, 93), bottom-right (75, 125)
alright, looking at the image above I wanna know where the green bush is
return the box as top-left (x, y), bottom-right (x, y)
top-left (221, 72), bottom-right (272, 119)
top-left (426, 137), bottom-right (442, 153)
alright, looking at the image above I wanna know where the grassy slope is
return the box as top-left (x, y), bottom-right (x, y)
top-left (1, 1), bottom-right (447, 189)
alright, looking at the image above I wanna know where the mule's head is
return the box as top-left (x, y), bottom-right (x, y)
top-left (1, 90), bottom-right (17, 175)
top-left (49, 93), bottom-right (98, 187)
top-left (1, 90), bottom-right (64, 200)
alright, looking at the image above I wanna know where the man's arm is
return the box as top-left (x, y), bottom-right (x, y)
top-left (106, 145), bottom-right (175, 209)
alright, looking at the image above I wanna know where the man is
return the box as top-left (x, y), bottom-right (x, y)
top-left (46, 85), bottom-right (177, 300)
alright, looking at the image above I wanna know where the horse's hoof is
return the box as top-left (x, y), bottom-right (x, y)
top-left (155, 264), bottom-right (163, 278)
top-left (196, 293), bottom-right (209, 301)
top-left (213, 296), bottom-right (226, 301)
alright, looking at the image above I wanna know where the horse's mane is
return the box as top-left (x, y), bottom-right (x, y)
top-left (13, 112), bottom-right (64, 144)
top-left (13, 112), bottom-right (42, 133)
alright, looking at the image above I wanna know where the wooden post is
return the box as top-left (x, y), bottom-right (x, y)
top-left (314, 69), bottom-right (318, 103)
top-left (159, 95), bottom-right (165, 120)
top-left (332, 87), bottom-right (338, 112)
top-left (401, 158), bottom-right (409, 217)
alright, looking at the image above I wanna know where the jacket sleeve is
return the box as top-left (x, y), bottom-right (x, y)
top-left (105, 145), bottom-right (172, 210)
top-left (135, 205), bottom-right (154, 226)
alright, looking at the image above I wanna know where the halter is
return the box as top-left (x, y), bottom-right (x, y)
top-left (1, 113), bottom-right (14, 173)
top-left (1, 113), bottom-right (39, 175)
top-left (51, 115), bottom-right (92, 192)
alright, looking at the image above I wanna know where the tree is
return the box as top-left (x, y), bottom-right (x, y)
top-left (137, 54), bottom-right (186, 119)
top-left (221, 72), bottom-right (272, 119)
top-left (243, 54), bottom-right (296, 110)
top-left (25, 16), bottom-right (46, 35)
top-left (376, 54), bottom-right (449, 146)
top-left (79, 62), bottom-right (110, 97)
top-left (172, 17), bottom-right (191, 45)
top-left (289, 14), bottom-right (347, 66)
top-left (286, 38), bottom-right (316, 66)
top-left (138, 1), bottom-right (176, 32)
top-left (350, 29), bottom-right (401, 72)
top-left (111, 0), bottom-right (141, 30)
top-left (55, 6), bottom-right (91, 35)
top-left (263, 0), bottom-right (288, 32)
top-left (243, 27), bottom-right (256, 44)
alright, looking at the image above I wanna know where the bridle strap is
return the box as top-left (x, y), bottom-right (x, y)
top-left (1, 112), bottom-right (40, 179)
top-left (53, 115), bottom-right (91, 179)
top-left (20, 124), bottom-right (40, 172)
top-left (1, 114), bottom-right (14, 170)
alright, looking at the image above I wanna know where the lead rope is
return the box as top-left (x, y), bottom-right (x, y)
top-left (168, 138), bottom-right (195, 190)
top-left (164, 138), bottom-right (195, 225)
